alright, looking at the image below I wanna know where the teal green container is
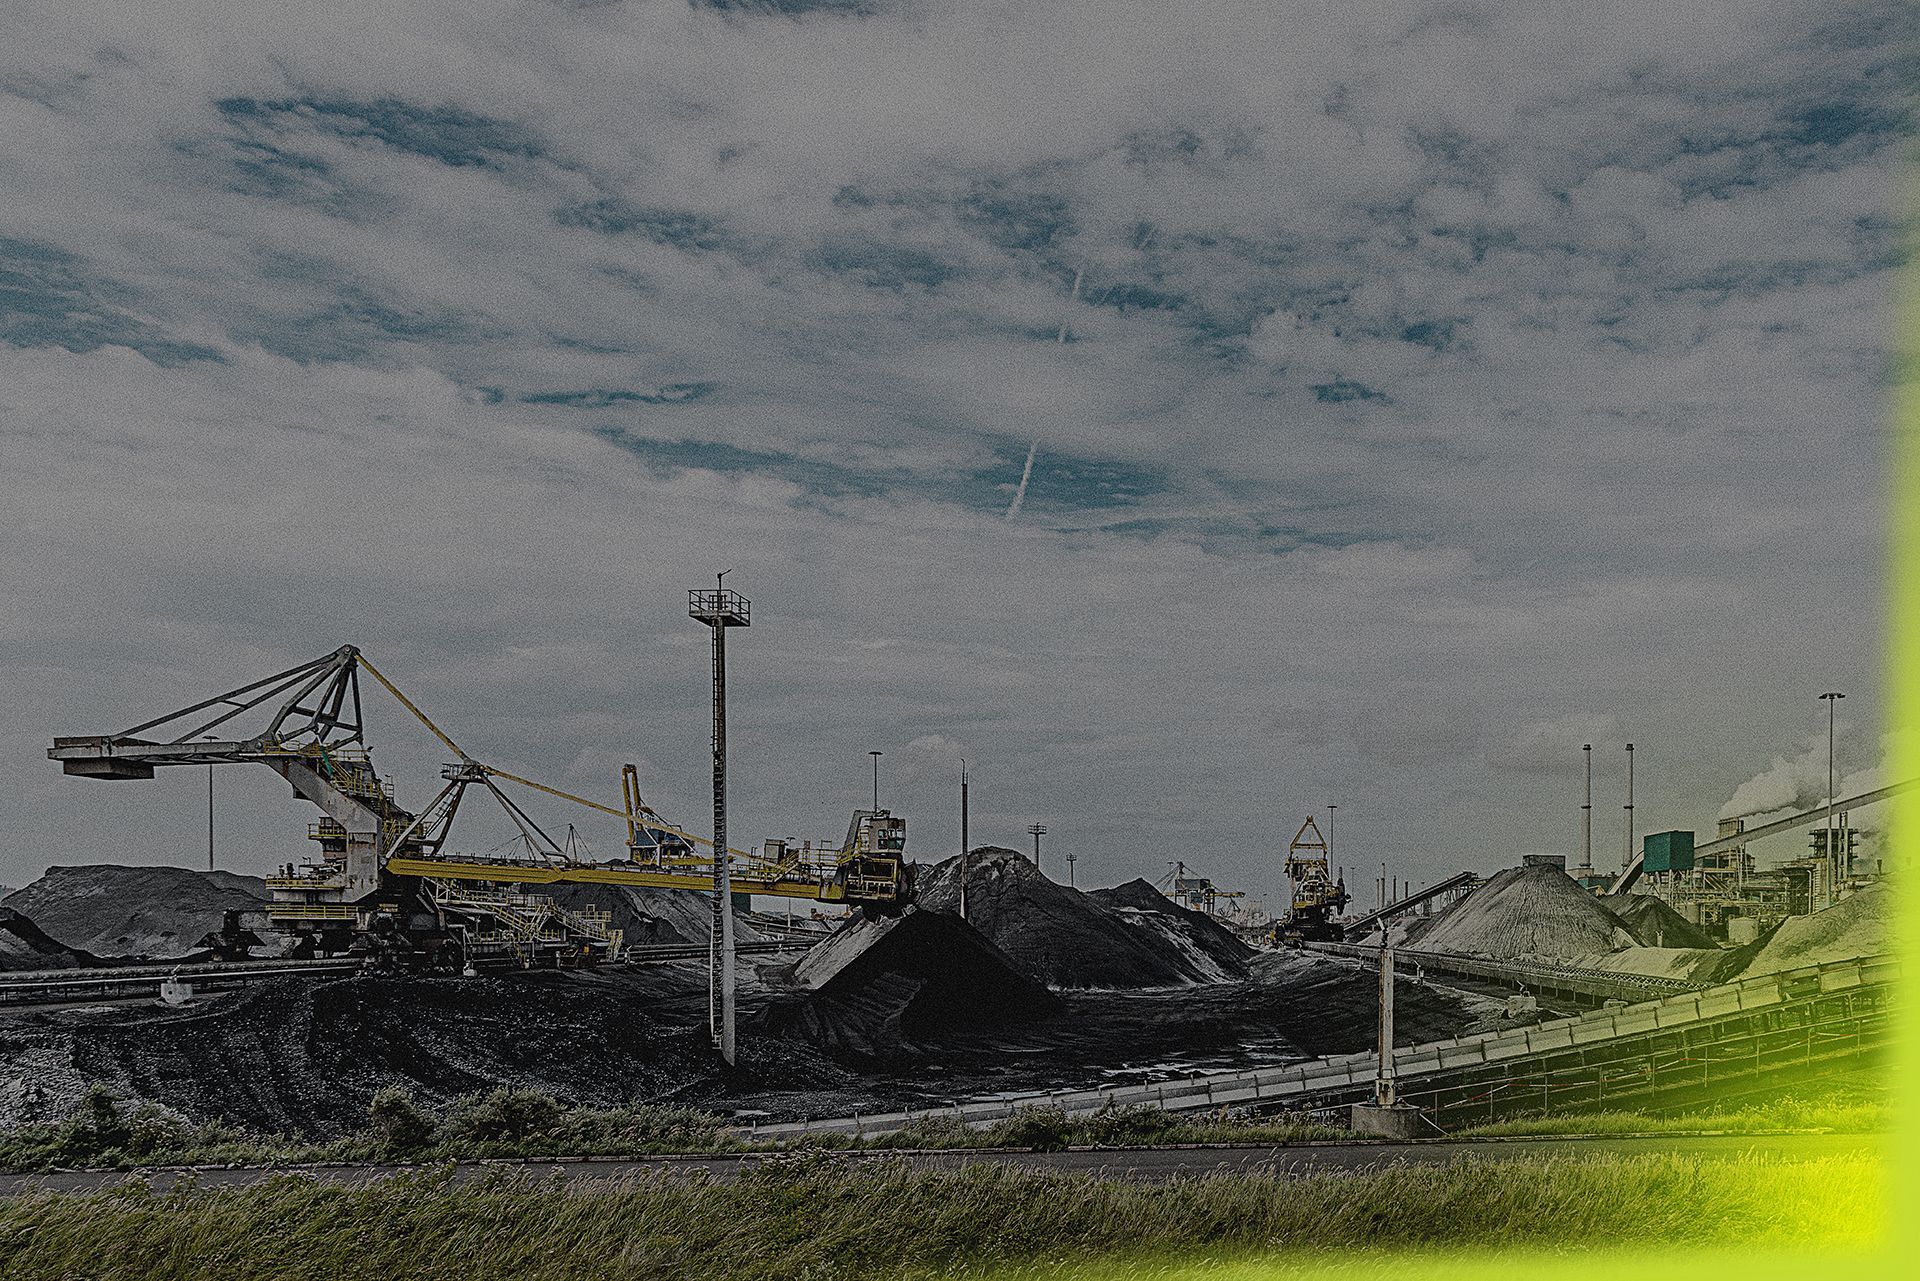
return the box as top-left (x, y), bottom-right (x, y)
top-left (1643, 829), bottom-right (1696, 873)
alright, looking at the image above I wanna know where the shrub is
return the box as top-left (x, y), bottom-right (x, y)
top-left (51, 1086), bottom-right (131, 1163)
top-left (1080, 1103), bottom-right (1183, 1146)
top-left (367, 1087), bottom-right (434, 1157)
top-left (984, 1106), bottom-right (1072, 1152)
top-left (443, 1089), bottom-right (564, 1147)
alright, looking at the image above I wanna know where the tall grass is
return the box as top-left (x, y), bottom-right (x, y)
top-left (0, 1087), bottom-right (1882, 1174)
top-left (1452, 1093), bottom-right (1888, 1138)
top-left (0, 1151), bottom-right (1882, 1280)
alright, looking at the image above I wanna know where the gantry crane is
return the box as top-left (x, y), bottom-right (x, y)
top-left (1270, 816), bottom-right (1349, 943)
top-left (49, 645), bottom-right (912, 967)
top-left (1157, 861), bottom-right (1249, 919)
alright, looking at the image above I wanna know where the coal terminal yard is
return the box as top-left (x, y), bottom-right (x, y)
top-left (0, 644), bottom-right (1896, 1144)
top-left (0, 847), bottom-right (1891, 1140)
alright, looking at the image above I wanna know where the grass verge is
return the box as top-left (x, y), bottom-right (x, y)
top-left (0, 1086), bottom-right (1882, 1173)
top-left (0, 1151), bottom-right (1884, 1280)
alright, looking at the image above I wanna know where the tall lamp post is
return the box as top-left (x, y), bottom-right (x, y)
top-left (691, 573), bottom-right (749, 1066)
top-left (959, 758), bottom-right (970, 920)
top-left (1027, 822), bottom-right (1047, 876)
top-left (1820, 692), bottom-right (1845, 903)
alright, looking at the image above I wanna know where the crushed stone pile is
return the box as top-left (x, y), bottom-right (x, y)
top-left (0, 906), bottom-right (101, 972)
top-left (2, 864), bottom-right (276, 960)
top-left (545, 883), bottom-right (769, 948)
top-left (1736, 885), bottom-right (1886, 978)
top-left (1602, 893), bottom-right (1718, 950)
top-left (1578, 945), bottom-right (1742, 985)
top-left (1087, 879), bottom-right (1255, 981)
top-left (915, 848), bottom-right (1248, 988)
top-left (762, 910), bottom-right (1056, 1060)
top-left (1412, 864), bottom-right (1642, 962)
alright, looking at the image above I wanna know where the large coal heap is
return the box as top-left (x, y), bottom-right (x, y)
top-left (545, 883), bottom-right (770, 947)
top-left (1413, 863), bottom-right (1643, 962)
top-left (0, 906), bottom-right (100, 972)
top-left (761, 910), bottom-right (1056, 1062)
top-left (1602, 892), bottom-right (1718, 950)
top-left (915, 848), bottom-right (1248, 988)
top-left (2, 864), bottom-right (271, 960)
top-left (1088, 878), bottom-right (1254, 977)
top-left (51, 971), bottom-right (754, 1137)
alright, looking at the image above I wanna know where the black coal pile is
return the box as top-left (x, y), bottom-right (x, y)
top-left (759, 911), bottom-right (1056, 1061)
top-left (1602, 893), bottom-right (1719, 949)
top-left (2, 864), bottom-right (275, 960)
top-left (914, 848), bottom-right (1245, 988)
top-left (1088, 879), bottom-right (1254, 980)
top-left (36, 968), bottom-right (853, 1137)
top-left (544, 883), bottom-right (770, 947)
top-left (0, 906), bottom-right (100, 972)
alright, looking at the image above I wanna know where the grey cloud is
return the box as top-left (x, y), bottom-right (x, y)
top-left (0, 0), bottom-right (1901, 896)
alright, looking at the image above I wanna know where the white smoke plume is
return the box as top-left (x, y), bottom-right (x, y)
top-left (1719, 731), bottom-right (1894, 823)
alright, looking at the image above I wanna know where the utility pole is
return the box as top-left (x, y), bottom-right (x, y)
top-left (691, 573), bottom-right (749, 1066)
top-left (959, 759), bottom-right (969, 921)
top-left (1376, 940), bottom-right (1397, 1106)
top-left (1027, 822), bottom-right (1047, 875)
top-left (869, 750), bottom-right (883, 813)
top-left (1624, 743), bottom-right (1635, 871)
top-left (1821, 692), bottom-right (1844, 904)
top-left (1580, 744), bottom-right (1592, 877)
top-left (1065, 851), bottom-right (1077, 887)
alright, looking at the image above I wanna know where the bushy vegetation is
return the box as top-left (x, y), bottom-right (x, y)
top-left (0, 1150), bottom-right (1883, 1280)
top-left (0, 1087), bottom-right (738, 1173)
top-left (1452, 1092), bottom-right (1888, 1139)
top-left (867, 1104), bottom-right (1346, 1152)
top-left (0, 1087), bottom-right (1883, 1175)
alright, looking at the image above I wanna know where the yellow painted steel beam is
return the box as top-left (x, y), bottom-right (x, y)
top-left (386, 856), bottom-right (839, 901)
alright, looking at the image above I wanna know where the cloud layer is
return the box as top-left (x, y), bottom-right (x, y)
top-left (1, 0), bottom-right (1908, 897)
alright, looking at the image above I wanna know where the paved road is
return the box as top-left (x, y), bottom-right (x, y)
top-left (0, 1132), bottom-right (1876, 1196)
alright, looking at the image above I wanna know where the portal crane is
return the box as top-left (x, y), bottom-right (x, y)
top-left (1271, 816), bottom-right (1349, 942)
top-left (50, 646), bottom-right (912, 966)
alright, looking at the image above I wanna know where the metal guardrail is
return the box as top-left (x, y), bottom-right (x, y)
top-left (748, 952), bottom-right (1894, 1140)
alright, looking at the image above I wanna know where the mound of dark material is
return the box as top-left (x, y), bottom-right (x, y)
top-left (544, 883), bottom-right (769, 948)
top-left (0, 906), bottom-right (100, 971)
top-left (1603, 893), bottom-right (1719, 950)
top-left (761, 910), bottom-right (1056, 1060)
top-left (2, 864), bottom-right (271, 960)
top-left (1088, 878), bottom-right (1255, 977)
top-left (915, 849), bottom-right (1247, 988)
top-left (1413, 863), bottom-right (1643, 962)
top-left (46, 969), bottom-right (839, 1137)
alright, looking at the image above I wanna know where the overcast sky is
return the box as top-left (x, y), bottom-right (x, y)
top-left (2, 0), bottom-right (1909, 906)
